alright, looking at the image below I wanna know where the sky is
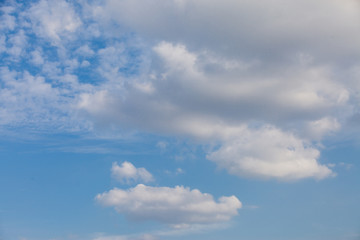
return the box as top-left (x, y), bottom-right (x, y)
top-left (0, 0), bottom-right (360, 239)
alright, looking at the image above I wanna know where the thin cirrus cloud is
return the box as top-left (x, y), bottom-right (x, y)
top-left (111, 162), bottom-right (154, 184)
top-left (96, 184), bottom-right (242, 228)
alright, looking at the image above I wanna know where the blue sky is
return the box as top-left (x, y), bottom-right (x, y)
top-left (0, 0), bottom-right (360, 239)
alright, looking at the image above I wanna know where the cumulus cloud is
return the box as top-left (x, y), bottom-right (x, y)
top-left (207, 126), bottom-right (334, 180)
top-left (111, 162), bottom-right (154, 184)
top-left (2, 0), bottom-right (358, 180)
top-left (78, 42), bottom-right (337, 180)
top-left (78, 42), bottom-right (348, 137)
top-left (96, 184), bottom-right (241, 227)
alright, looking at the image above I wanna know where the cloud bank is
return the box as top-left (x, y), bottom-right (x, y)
top-left (2, 0), bottom-right (360, 180)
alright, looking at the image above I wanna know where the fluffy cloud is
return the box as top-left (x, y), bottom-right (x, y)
top-left (96, 184), bottom-right (241, 227)
top-left (112, 162), bottom-right (154, 184)
top-left (78, 42), bottom-right (337, 180)
top-left (207, 126), bottom-right (334, 180)
top-left (1, 0), bottom-right (357, 180)
top-left (79, 42), bottom-right (348, 137)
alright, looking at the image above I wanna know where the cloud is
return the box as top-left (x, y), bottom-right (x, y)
top-left (96, 184), bottom-right (241, 227)
top-left (0, 67), bottom-right (59, 125)
top-left (6, 29), bottom-right (27, 59)
top-left (75, 44), bottom-right (95, 57)
top-left (78, 42), bottom-right (337, 181)
top-left (78, 42), bottom-right (349, 138)
top-left (1, 0), bottom-right (357, 181)
top-left (0, 4), bottom-right (16, 31)
top-left (207, 125), bottom-right (334, 180)
top-left (304, 117), bottom-right (341, 140)
top-left (111, 162), bottom-right (154, 184)
top-left (103, 0), bottom-right (360, 63)
top-left (26, 0), bottom-right (81, 43)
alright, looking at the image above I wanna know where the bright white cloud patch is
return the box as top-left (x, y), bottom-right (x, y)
top-left (112, 162), bottom-right (154, 184)
top-left (96, 184), bottom-right (241, 227)
top-left (207, 126), bottom-right (334, 180)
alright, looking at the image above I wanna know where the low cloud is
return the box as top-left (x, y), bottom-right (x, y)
top-left (2, 0), bottom-right (357, 181)
top-left (207, 126), bottom-right (334, 180)
top-left (79, 42), bottom-right (337, 181)
top-left (96, 184), bottom-right (241, 227)
top-left (111, 162), bottom-right (154, 184)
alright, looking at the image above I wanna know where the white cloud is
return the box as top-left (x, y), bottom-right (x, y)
top-left (0, 67), bottom-right (59, 125)
top-left (79, 42), bottom-right (348, 138)
top-left (96, 184), bottom-right (241, 226)
top-left (0, 35), bottom-right (6, 54)
top-left (165, 168), bottom-right (184, 176)
top-left (1, 0), bottom-right (357, 181)
top-left (30, 49), bottom-right (44, 65)
top-left (26, 0), bottom-right (81, 43)
top-left (305, 117), bottom-right (341, 140)
top-left (7, 29), bottom-right (27, 59)
top-left (207, 126), bottom-right (334, 181)
top-left (78, 42), bottom-right (339, 181)
top-left (0, 64), bottom-right (92, 131)
top-left (75, 44), bottom-right (95, 57)
top-left (111, 162), bottom-right (154, 184)
top-left (0, 5), bottom-right (16, 31)
top-left (96, 43), bottom-right (128, 83)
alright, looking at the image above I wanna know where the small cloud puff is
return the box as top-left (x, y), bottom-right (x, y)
top-left (111, 161), bottom-right (154, 184)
